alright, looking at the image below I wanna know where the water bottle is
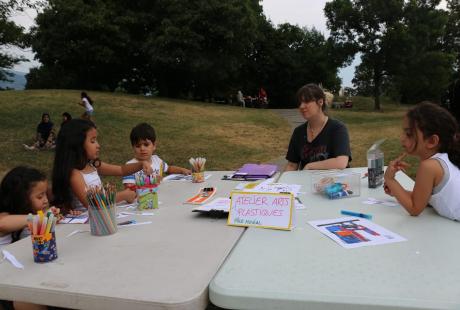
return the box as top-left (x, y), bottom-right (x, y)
top-left (367, 139), bottom-right (385, 188)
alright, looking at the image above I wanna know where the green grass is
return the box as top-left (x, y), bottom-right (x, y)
top-left (329, 96), bottom-right (418, 178)
top-left (0, 90), bottom-right (418, 185)
top-left (0, 90), bottom-right (291, 182)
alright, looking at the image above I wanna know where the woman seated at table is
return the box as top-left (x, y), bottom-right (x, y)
top-left (285, 83), bottom-right (351, 170)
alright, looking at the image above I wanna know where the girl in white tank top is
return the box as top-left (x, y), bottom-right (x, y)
top-left (52, 119), bottom-right (153, 214)
top-left (384, 102), bottom-right (460, 221)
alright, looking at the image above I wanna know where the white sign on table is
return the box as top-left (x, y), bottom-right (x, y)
top-left (227, 191), bottom-right (294, 230)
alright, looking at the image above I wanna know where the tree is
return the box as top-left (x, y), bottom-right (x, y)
top-left (242, 22), bottom-right (350, 107)
top-left (325, 0), bottom-right (405, 110)
top-left (390, 1), bottom-right (454, 103)
top-left (0, 0), bottom-right (40, 83)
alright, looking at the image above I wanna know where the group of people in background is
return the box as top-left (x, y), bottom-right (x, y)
top-left (236, 87), bottom-right (268, 108)
top-left (23, 92), bottom-right (93, 151)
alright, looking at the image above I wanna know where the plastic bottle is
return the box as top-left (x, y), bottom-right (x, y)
top-left (367, 139), bottom-right (385, 188)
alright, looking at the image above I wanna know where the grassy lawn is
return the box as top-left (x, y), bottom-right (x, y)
top-left (0, 90), bottom-right (418, 185)
top-left (330, 96), bottom-right (418, 177)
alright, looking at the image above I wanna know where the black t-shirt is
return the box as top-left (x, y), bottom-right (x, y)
top-left (286, 118), bottom-right (352, 169)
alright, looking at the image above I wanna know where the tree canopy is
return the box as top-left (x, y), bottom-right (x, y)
top-left (26, 0), bottom-right (347, 106)
top-left (0, 0), bottom-right (40, 84)
top-left (326, 0), bottom-right (456, 108)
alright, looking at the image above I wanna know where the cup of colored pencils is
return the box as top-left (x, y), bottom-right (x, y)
top-left (28, 210), bottom-right (58, 263)
top-left (87, 184), bottom-right (118, 236)
top-left (135, 172), bottom-right (159, 210)
top-left (190, 157), bottom-right (206, 183)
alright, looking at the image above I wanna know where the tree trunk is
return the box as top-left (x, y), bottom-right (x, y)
top-left (373, 70), bottom-right (382, 111)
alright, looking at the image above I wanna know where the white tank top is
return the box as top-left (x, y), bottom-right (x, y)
top-left (429, 153), bottom-right (460, 220)
top-left (72, 167), bottom-right (102, 209)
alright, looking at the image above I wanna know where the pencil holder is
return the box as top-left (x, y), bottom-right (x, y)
top-left (88, 205), bottom-right (118, 236)
top-left (192, 172), bottom-right (205, 183)
top-left (137, 185), bottom-right (159, 210)
top-left (311, 172), bottom-right (361, 200)
top-left (31, 232), bottom-right (58, 263)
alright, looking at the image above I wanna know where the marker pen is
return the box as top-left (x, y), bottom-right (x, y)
top-left (340, 210), bottom-right (373, 220)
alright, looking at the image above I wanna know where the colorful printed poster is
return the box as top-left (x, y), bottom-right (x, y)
top-left (308, 217), bottom-right (406, 249)
top-left (228, 191), bottom-right (294, 230)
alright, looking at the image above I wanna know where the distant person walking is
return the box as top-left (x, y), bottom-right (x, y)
top-left (237, 90), bottom-right (245, 108)
top-left (78, 92), bottom-right (94, 120)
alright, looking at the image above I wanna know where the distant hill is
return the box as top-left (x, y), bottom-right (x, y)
top-left (0, 70), bottom-right (26, 90)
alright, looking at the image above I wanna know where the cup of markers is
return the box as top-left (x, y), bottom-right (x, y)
top-left (135, 173), bottom-right (159, 210)
top-left (190, 157), bottom-right (206, 183)
top-left (87, 184), bottom-right (118, 236)
top-left (28, 210), bottom-right (58, 263)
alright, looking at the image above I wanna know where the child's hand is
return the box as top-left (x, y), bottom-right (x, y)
top-left (383, 182), bottom-right (393, 196)
top-left (69, 209), bottom-right (83, 216)
top-left (120, 188), bottom-right (137, 203)
top-left (142, 161), bottom-right (153, 175)
top-left (49, 206), bottom-right (61, 216)
top-left (182, 168), bottom-right (192, 175)
top-left (384, 153), bottom-right (409, 180)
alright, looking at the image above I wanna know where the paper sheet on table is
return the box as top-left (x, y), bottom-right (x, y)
top-left (163, 174), bottom-right (211, 181)
top-left (309, 217), bottom-right (406, 249)
top-left (363, 197), bottom-right (399, 207)
top-left (250, 182), bottom-right (302, 197)
top-left (60, 212), bottom-right (89, 224)
top-left (192, 197), bottom-right (231, 212)
top-left (2, 250), bottom-right (24, 269)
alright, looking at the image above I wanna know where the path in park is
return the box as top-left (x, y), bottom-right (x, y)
top-left (267, 108), bottom-right (304, 170)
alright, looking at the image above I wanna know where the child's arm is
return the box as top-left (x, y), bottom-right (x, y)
top-left (98, 161), bottom-right (152, 177)
top-left (70, 169), bottom-right (90, 208)
top-left (167, 165), bottom-right (192, 175)
top-left (0, 213), bottom-right (27, 234)
top-left (385, 158), bottom-right (441, 216)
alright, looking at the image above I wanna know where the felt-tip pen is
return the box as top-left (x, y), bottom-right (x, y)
top-left (340, 210), bottom-right (373, 220)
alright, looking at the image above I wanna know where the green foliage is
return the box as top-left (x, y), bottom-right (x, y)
top-left (26, 1), bottom-right (350, 107)
top-left (326, 0), bottom-right (454, 108)
top-left (0, 0), bottom-right (37, 83)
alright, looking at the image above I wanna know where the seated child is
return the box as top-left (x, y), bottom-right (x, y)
top-left (384, 102), bottom-right (460, 220)
top-left (123, 123), bottom-right (191, 188)
top-left (0, 166), bottom-right (60, 310)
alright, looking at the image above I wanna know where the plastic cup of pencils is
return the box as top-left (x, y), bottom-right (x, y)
top-left (137, 184), bottom-right (159, 210)
top-left (88, 205), bottom-right (118, 236)
top-left (31, 232), bottom-right (58, 263)
top-left (191, 171), bottom-right (204, 183)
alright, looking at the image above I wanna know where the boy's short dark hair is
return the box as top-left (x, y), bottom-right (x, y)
top-left (130, 123), bottom-right (156, 145)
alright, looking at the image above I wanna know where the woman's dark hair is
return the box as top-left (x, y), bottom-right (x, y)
top-left (62, 112), bottom-right (72, 121)
top-left (130, 123), bottom-right (156, 146)
top-left (407, 101), bottom-right (460, 168)
top-left (81, 91), bottom-right (93, 105)
top-left (41, 113), bottom-right (50, 122)
top-left (296, 83), bottom-right (327, 112)
top-left (0, 166), bottom-right (47, 215)
top-left (52, 119), bottom-right (97, 207)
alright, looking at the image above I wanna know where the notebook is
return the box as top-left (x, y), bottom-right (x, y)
top-left (231, 163), bottom-right (278, 180)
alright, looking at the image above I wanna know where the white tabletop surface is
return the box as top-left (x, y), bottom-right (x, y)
top-left (0, 171), bottom-right (244, 310)
top-left (210, 168), bottom-right (460, 310)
